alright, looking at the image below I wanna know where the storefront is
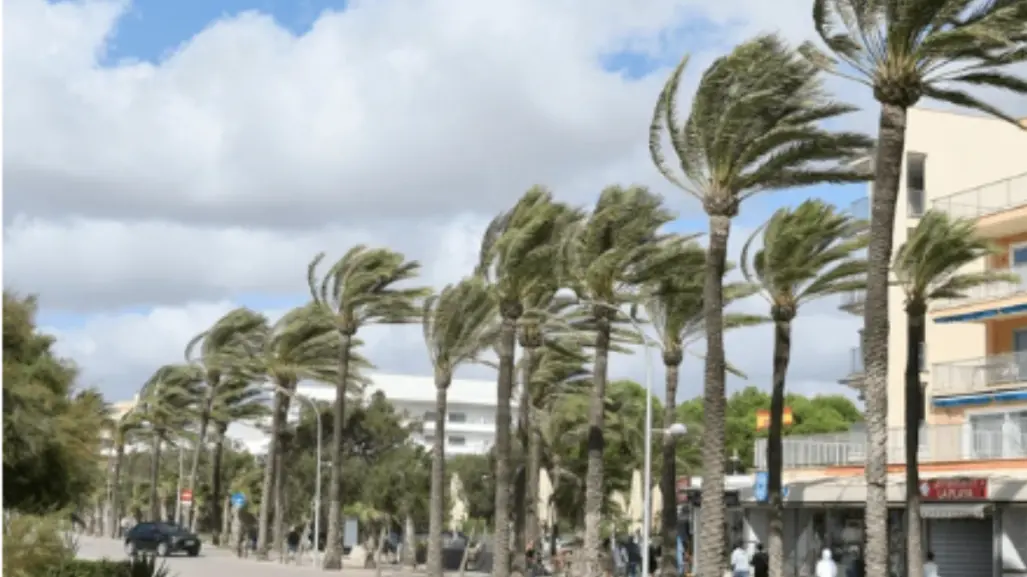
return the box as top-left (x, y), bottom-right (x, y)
top-left (919, 478), bottom-right (994, 577)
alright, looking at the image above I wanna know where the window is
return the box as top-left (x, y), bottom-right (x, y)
top-left (448, 436), bottom-right (466, 446)
top-left (969, 411), bottom-right (1027, 458)
top-left (906, 152), bottom-right (926, 217)
top-left (1010, 243), bottom-right (1027, 267)
top-left (424, 435), bottom-right (436, 444)
top-left (449, 412), bottom-right (467, 423)
top-left (423, 411), bottom-right (436, 422)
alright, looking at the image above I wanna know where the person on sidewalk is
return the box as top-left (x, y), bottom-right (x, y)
top-left (730, 543), bottom-right (750, 577)
top-left (750, 544), bottom-right (768, 577)
top-left (923, 551), bottom-right (940, 577)
top-left (815, 549), bottom-right (838, 577)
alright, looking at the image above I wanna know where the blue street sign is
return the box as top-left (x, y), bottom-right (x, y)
top-left (231, 492), bottom-right (246, 508)
top-left (754, 472), bottom-right (768, 502)
top-left (754, 472), bottom-right (789, 502)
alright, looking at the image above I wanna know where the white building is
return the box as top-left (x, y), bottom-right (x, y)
top-left (229, 372), bottom-right (506, 456)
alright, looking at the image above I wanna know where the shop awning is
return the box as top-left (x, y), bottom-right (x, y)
top-left (919, 503), bottom-right (991, 519)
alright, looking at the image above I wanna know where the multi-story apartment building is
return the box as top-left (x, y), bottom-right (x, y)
top-left (230, 372), bottom-right (505, 456)
top-left (749, 109), bottom-right (1027, 577)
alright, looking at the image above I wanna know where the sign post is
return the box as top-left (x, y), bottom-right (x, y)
top-left (231, 492), bottom-right (246, 509)
top-left (180, 489), bottom-right (193, 508)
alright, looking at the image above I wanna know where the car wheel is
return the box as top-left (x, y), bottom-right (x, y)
top-left (187, 547), bottom-right (200, 557)
top-left (124, 541), bottom-right (137, 556)
top-left (156, 542), bottom-right (171, 557)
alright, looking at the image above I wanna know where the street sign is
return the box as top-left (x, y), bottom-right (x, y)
top-left (754, 472), bottom-right (789, 502)
top-left (231, 492), bottom-right (246, 508)
top-left (755, 408), bottom-right (793, 431)
top-left (180, 489), bottom-right (193, 506)
top-left (919, 478), bottom-right (987, 501)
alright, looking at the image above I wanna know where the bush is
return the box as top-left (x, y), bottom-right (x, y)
top-left (3, 513), bottom-right (77, 577)
top-left (46, 557), bottom-right (172, 577)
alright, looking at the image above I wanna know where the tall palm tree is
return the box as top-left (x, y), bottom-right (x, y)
top-left (800, 4), bottom-right (1027, 572)
top-left (182, 308), bottom-right (265, 531)
top-left (740, 200), bottom-right (868, 577)
top-left (641, 239), bottom-right (762, 577)
top-left (892, 211), bottom-right (1015, 577)
top-left (106, 407), bottom-right (145, 537)
top-left (250, 304), bottom-right (350, 557)
top-left (308, 247), bottom-right (429, 570)
top-left (204, 375), bottom-right (268, 543)
top-left (477, 187), bottom-right (579, 577)
top-left (138, 364), bottom-right (199, 520)
top-left (560, 185), bottom-right (674, 577)
top-left (421, 277), bottom-right (498, 577)
top-left (649, 35), bottom-right (871, 577)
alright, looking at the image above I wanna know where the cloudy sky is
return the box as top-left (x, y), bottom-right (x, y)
top-left (6, 0), bottom-right (1024, 415)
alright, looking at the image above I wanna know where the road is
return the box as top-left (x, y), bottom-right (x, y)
top-left (75, 536), bottom-right (424, 577)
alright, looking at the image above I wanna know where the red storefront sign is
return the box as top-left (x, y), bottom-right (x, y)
top-left (919, 478), bottom-right (987, 501)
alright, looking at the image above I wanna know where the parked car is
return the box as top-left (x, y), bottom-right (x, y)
top-left (124, 522), bottom-right (201, 557)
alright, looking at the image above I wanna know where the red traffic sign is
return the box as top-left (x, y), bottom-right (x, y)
top-left (180, 489), bottom-right (194, 504)
top-left (919, 478), bottom-right (987, 501)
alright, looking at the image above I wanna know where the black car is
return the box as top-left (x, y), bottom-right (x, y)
top-left (124, 522), bottom-right (201, 557)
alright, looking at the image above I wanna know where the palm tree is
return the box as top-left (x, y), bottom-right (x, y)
top-left (740, 200), bottom-right (868, 577)
top-left (204, 376), bottom-right (268, 543)
top-left (182, 308), bottom-right (265, 531)
top-left (641, 239), bottom-right (763, 577)
top-left (800, 4), bottom-right (1027, 573)
top-left (249, 304), bottom-right (350, 557)
top-left (560, 185), bottom-right (675, 577)
top-left (106, 407), bottom-right (145, 537)
top-left (138, 364), bottom-right (199, 520)
top-left (649, 35), bottom-right (871, 577)
top-left (892, 211), bottom-right (1015, 577)
top-left (308, 247), bottom-right (429, 570)
top-left (421, 277), bottom-right (498, 577)
top-left (477, 187), bottom-right (579, 577)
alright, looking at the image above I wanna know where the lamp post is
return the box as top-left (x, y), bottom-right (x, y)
top-left (555, 288), bottom-right (668, 577)
top-left (265, 383), bottom-right (322, 568)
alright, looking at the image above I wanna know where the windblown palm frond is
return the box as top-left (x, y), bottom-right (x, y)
top-left (801, 0), bottom-right (1027, 121)
top-left (422, 277), bottom-right (499, 382)
top-left (651, 34), bottom-right (873, 216)
top-left (740, 199), bottom-right (869, 316)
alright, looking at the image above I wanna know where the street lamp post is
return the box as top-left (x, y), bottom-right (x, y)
top-left (265, 384), bottom-right (322, 568)
top-left (555, 288), bottom-right (667, 577)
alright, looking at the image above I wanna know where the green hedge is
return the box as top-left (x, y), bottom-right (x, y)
top-left (46, 557), bottom-right (172, 577)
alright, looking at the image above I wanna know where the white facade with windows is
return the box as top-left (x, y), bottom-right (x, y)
top-left (228, 373), bottom-right (506, 456)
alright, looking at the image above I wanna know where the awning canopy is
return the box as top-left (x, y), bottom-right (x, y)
top-left (934, 302), bottom-right (1027, 323)
top-left (920, 503), bottom-right (992, 520)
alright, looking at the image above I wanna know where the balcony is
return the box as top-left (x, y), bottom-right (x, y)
top-left (847, 197), bottom-right (869, 220)
top-left (838, 346), bottom-right (864, 385)
top-left (753, 422), bottom-right (1027, 469)
top-left (933, 351), bottom-right (1027, 397)
top-left (932, 266), bottom-right (1027, 315)
top-left (931, 172), bottom-right (1027, 236)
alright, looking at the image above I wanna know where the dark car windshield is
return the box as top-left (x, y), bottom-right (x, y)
top-left (156, 523), bottom-right (189, 535)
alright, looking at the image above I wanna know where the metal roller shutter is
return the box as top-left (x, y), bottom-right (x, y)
top-left (929, 518), bottom-right (992, 577)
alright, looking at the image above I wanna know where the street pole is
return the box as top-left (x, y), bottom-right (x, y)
top-left (266, 384), bottom-right (322, 568)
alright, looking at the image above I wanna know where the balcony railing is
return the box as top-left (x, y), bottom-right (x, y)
top-left (933, 266), bottom-right (1027, 310)
top-left (753, 422), bottom-right (1027, 469)
top-left (931, 172), bottom-right (1027, 220)
top-left (847, 197), bottom-right (869, 220)
top-left (933, 350), bottom-right (1027, 395)
top-left (839, 290), bottom-right (866, 314)
top-left (839, 346), bottom-right (864, 383)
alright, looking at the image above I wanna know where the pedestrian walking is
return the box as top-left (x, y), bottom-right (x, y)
top-left (750, 544), bottom-right (768, 577)
top-left (730, 543), bottom-right (750, 577)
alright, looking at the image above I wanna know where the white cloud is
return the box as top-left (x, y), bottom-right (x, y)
top-left (11, 0), bottom-right (1017, 407)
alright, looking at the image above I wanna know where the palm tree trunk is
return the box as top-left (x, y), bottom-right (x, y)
top-left (273, 394), bottom-right (292, 561)
top-left (767, 315), bottom-right (793, 577)
top-left (493, 315), bottom-right (518, 577)
top-left (514, 347), bottom-right (536, 575)
top-left (905, 308), bottom-right (926, 577)
top-left (697, 213), bottom-right (731, 577)
top-left (208, 422), bottom-right (228, 544)
top-left (659, 357), bottom-right (681, 577)
top-left (324, 333), bottom-right (354, 570)
top-left (149, 433), bottom-right (163, 521)
top-left (222, 495), bottom-right (232, 546)
top-left (257, 389), bottom-right (285, 558)
top-left (428, 378), bottom-right (450, 577)
top-left (525, 412), bottom-right (542, 558)
top-left (185, 393), bottom-right (213, 532)
top-left (584, 310), bottom-right (612, 577)
top-left (108, 437), bottom-right (126, 538)
top-left (404, 514), bottom-right (417, 569)
top-left (863, 103), bottom-right (908, 577)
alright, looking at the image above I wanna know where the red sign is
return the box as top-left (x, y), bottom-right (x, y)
top-left (919, 478), bottom-right (987, 501)
top-left (180, 489), bottom-right (193, 505)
